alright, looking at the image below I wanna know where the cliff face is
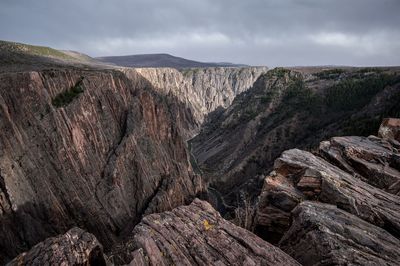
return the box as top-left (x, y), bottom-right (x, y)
top-left (190, 68), bottom-right (400, 208)
top-left (131, 67), bottom-right (267, 128)
top-left (0, 68), bottom-right (203, 263)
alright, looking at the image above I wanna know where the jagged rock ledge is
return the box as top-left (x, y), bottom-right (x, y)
top-left (255, 118), bottom-right (400, 265)
top-left (8, 199), bottom-right (299, 266)
top-left (7, 228), bottom-right (106, 266)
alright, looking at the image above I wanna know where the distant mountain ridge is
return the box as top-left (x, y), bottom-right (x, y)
top-left (96, 53), bottom-right (248, 68)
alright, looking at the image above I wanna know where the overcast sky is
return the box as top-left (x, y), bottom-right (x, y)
top-left (0, 0), bottom-right (399, 66)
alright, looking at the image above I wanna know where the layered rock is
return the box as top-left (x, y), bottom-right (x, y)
top-left (7, 227), bottom-right (105, 266)
top-left (279, 201), bottom-right (400, 266)
top-left (0, 68), bottom-right (203, 263)
top-left (320, 136), bottom-right (400, 195)
top-left (130, 67), bottom-right (267, 127)
top-left (112, 199), bottom-right (299, 266)
top-left (255, 148), bottom-right (400, 241)
top-left (255, 123), bottom-right (400, 265)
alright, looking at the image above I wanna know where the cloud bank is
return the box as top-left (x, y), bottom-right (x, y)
top-left (0, 0), bottom-right (399, 66)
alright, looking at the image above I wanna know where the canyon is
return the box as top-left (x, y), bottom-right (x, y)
top-left (1, 40), bottom-right (400, 265)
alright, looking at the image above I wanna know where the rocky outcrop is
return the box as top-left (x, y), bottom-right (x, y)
top-left (130, 67), bottom-right (267, 127)
top-left (255, 148), bottom-right (400, 241)
top-left (255, 124), bottom-right (400, 265)
top-left (0, 68), bottom-right (203, 263)
top-left (111, 199), bottom-right (299, 266)
top-left (379, 118), bottom-right (400, 141)
top-left (320, 136), bottom-right (400, 195)
top-left (279, 201), bottom-right (400, 266)
top-left (7, 227), bottom-right (105, 266)
top-left (190, 67), bottom-right (400, 210)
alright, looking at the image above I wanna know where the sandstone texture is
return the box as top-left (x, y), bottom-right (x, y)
top-left (112, 199), bottom-right (300, 266)
top-left (7, 227), bottom-right (105, 266)
top-left (0, 68), bottom-right (203, 263)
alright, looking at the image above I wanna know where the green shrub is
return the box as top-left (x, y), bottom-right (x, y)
top-left (325, 74), bottom-right (396, 111)
top-left (314, 68), bottom-right (345, 79)
top-left (267, 67), bottom-right (290, 78)
top-left (52, 78), bottom-right (84, 107)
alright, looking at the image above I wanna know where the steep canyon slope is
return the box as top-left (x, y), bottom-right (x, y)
top-left (2, 40), bottom-right (400, 266)
top-left (0, 68), bottom-right (203, 263)
top-left (131, 66), bottom-right (267, 128)
top-left (0, 42), bottom-right (267, 264)
top-left (190, 67), bottom-right (400, 209)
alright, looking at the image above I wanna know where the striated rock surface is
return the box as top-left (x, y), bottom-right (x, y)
top-left (279, 201), bottom-right (400, 266)
top-left (112, 199), bottom-right (300, 266)
top-left (255, 125), bottom-right (400, 265)
top-left (0, 68), bottom-right (203, 263)
top-left (7, 227), bottom-right (106, 266)
top-left (131, 67), bottom-right (267, 126)
top-left (320, 136), bottom-right (400, 195)
top-left (379, 118), bottom-right (400, 141)
top-left (255, 148), bottom-right (400, 242)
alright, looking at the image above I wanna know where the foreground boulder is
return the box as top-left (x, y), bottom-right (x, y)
top-left (320, 136), bottom-right (400, 195)
top-left (7, 227), bottom-right (105, 266)
top-left (255, 148), bottom-right (400, 242)
top-left (279, 201), bottom-right (400, 266)
top-left (114, 199), bottom-right (299, 266)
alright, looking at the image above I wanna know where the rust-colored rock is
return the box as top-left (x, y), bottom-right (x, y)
top-left (7, 227), bottom-right (105, 266)
top-left (379, 118), bottom-right (400, 141)
top-left (114, 199), bottom-right (300, 266)
top-left (279, 201), bottom-right (400, 266)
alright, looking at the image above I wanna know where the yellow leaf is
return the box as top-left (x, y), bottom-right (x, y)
top-left (203, 219), bottom-right (213, 231)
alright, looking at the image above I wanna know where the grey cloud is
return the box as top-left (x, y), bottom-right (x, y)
top-left (0, 0), bottom-right (399, 66)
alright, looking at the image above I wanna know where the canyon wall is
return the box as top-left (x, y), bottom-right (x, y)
top-left (190, 68), bottom-right (400, 207)
top-left (131, 67), bottom-right (267, 129)
top-left (0, 68), bottom-right (203, 263)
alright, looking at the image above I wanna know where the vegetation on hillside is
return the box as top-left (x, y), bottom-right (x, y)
top-left (0, 40), bottom-right (74, 60)
top-left (325, 74), bottom-right (398, 111)
top-left (314, 68), bottom-right (345, 79)
top-left (52, 77), bottom-right (85, 107)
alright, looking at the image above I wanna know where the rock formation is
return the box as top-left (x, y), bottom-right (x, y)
top-left (0, 43), bottom-right (266, 264)
top-left (255, 121), bottom-right (400, 265)
top-left (2, 41), bottom-right (400, 265)
top-left (279, 201), bottom-right (400, 266)
top-left (0, 68), bottom-right (203, 263)
top-left (379, 118), bottom-right (400, 141)
top-left (320, 136), bottom-right (400, 195)
top-left (111, 199), bottom-right (300, 266)
top-left (256, 147), bottom-right (400, 240)
top-left (7, 228), bottom-right (106, 266)
top-left (190, 67), bottom-right (400, 210)
top-left (131, 66), bottom-right (267, 127)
